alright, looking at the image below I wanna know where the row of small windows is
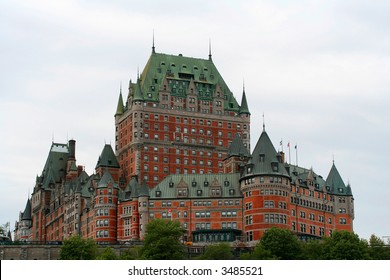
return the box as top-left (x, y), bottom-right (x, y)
top-left (292, 222), bottom-right (333, 237)
top-left (292, 210), bottom-right (333, 224)
top-left (148, 199), bottom-right (240, 207)
top-left (95, 209), bottom-right (109, 216)
top-left (245, 214), bottom-right (287, 225)
top-left (194, 211), bottom-right (238, 218)
top-left (260, 189), bottom-right (289, 197)
top-left (291, 197), bottom-right (334, 212)
top-left (143, 146), bottom-right (224, 158)
top-left (243, 177), bottom-right (289, 185)
top-left (96, 219), bottom-right (109, 227)
top-left (96, 230), bottom-right (109, 238)
top-left (136, 113), bottom-right (248, 128)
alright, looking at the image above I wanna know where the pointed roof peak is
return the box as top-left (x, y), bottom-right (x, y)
top-left (96, 144), bottom-right (120, 169)
top-left (22, 198), bottom-right (32, 221)
top-left (115, 86), bottom-right (125, 116)
top-left (242, 129), bottom-right (289, 178)
top-left (239, 86), bottom-right (250, 115)
top-left (228, 133), bottom-right (250, 158)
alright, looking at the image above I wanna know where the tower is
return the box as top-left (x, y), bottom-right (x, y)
top-left (114, 47), bottom-right (251, 188)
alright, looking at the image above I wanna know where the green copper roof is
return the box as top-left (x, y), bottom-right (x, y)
top-left (128, 51), bottom-right (240, 111)
top-left (139, 181), bottom-right (150, 197)
top-left (96, 144), bottom-right (120, 169)
top-left (97, 170), bottom-right (118, 189)
top-left (150, 173), bottom-right (241, 199)
top-left (40, 142), bottom-right (69, 189)
top-left (325, 163), bottom-right (351, 196)
top-left (285, 164), bottom-right (326, 190)
top-left (22, 199), bottom-right (32, 221)
top-left (241, 130), bottom-right (289, 178)
top-left (227, 134), bottom-right (250, 158)
top-left (115, 90), bottom-right (125, 116)
top-left (239, 89), bottom-right (250, 115)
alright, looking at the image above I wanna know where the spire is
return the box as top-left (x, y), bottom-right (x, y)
top-left (262, 113), bottom-right (265, 131)
top-left (239, 84), bottom-right (250, 115)
top-left (208, 38), bottom-right (212, 61)
top-left (115, 84), bottom-right (125, 116)
top-left (152, 30), bottom-right (156, 54)
top-left (22, 198), bottom-right (32, 221)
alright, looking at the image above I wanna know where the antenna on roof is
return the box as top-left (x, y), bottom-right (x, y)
top-left (152, 29), bottom-right (156, 54)
top-left (208, 38), bottom-right (212, 61)
top-left (262, 112), bottom-right (265, 131)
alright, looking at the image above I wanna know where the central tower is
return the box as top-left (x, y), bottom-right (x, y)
top-left (114, 46), bottom-right (251, 188)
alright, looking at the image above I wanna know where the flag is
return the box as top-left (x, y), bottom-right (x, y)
top-left (287, 142), bottom-right (290, 148)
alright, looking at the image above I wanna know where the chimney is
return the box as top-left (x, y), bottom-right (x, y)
top-left (68, 139), bottom-right (76, 159)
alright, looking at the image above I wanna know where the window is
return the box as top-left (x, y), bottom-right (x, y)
top-left (245, 215), bottom-right (253, 225)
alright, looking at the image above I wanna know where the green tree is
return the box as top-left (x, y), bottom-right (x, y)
top-left (251, 227), bottom-right (302, 260)
top-left (301, 239), bottom-right (325, 260)
top-left (141, 219), bottom-right (186, 260)
top-left (198, 243), bottom-right (233, 260)
top-left (96, 247), bottom-right (118, 260)
top-left (120, 246), bottom-right (143, 260)
top-left (368, 234), bottom-right (390, 260)
top-left (60, 235), bottom-right (98, 260)
top-left (322, 230), bottom-right (370, 260)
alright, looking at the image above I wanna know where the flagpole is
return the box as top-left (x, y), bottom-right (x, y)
top-left (288, 142), bottom-right (291, 164)
top-left (295, 144), bottom-right (298, 166)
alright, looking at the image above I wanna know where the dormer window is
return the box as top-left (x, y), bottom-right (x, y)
top-left (156, 190), bottom-right (161, 197)
top-left (271, 162), bottom-right (279, 172)
top-left (204, 180), bottom-right (209, 187)
top-left (259, 154), bottom-right (265, 162)
top-left (197, 189), bottom-right (202, 196)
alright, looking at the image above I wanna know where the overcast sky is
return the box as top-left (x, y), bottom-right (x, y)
top-left (1, 0), bottom-right (389, 241)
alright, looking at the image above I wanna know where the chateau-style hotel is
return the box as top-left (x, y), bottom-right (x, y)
top-left (15, 44), bottom-right (354, 245)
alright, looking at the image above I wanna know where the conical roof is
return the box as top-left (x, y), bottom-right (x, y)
top-left (325, 162), bottom-right (351, 195)
top-left (22, 199), bottom-right (32, 221)
top-left (227, 134), bottom-right (250, 158)
top-left (115, 90), bottom-right (124, 116)
top-left (96, 144), bottom-right (120, 169)
top-left (242, 130), bottom-right (289, 178)
top-left (239, 88), bottom-right (250, 115)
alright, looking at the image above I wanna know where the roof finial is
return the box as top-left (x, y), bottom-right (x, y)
top-left (208, 38), bottom-right (212, 61)
top-left (152, 29), bottom-right (156, 54)
top-left (137, 66), bottom-right (140, 80)
top-left (262, 112), bottom-right (265, 131)
top-left (120, 81), bottom-right (122, 94)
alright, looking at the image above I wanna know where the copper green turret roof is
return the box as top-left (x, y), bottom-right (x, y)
top-left (96, 144), bottom-right (120, 169)
top-left (127, 51), bottom-right (241, 111)
top-left (325, 162), bottom-right (352, 196)
top-left (22, 198), bottom-right (32, 221)
top-left (227, 134), bottom-right (250, 158)
top-left (115, 89), bottom-right (124, 116)
top-left (241, 130), bottom-right (290, 179)
top-left (239, 88), bottom-right (250, 115)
